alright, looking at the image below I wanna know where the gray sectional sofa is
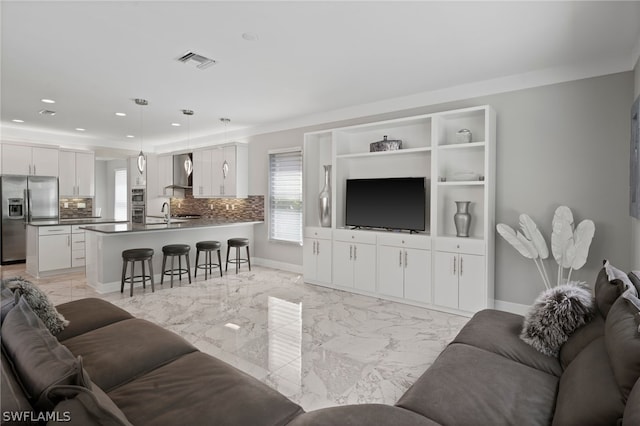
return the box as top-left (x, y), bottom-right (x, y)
top-left (1, 266), bottom-right (639, 425)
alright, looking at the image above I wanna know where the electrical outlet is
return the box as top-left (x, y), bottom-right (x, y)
top-left (226, 204), bottom-right (230, 210)
top-left (77, 202), bottom-right (86, 209)
top-left (209, 204), bottom-right (213, 210)
top-left (231, 205), bottom-right (236, 210)
top-left (63, 202), bottom-right (69, 208)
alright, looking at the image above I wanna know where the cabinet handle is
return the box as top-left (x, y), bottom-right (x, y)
top-left (312, 240), bottom-right (316, 255)
top-left (28, 164), bottom-right (32, 175)
top-left (353, 245), bottom-right (357, 261)
top-left (67, 235), bottom-right (70, 247)
top-left (349, 245), bottom-right (353, 261)
top-left (404, 250), bottom-right (408, 268)
top-left (399, 249), bottom-right (402, 267)
top-left (316, 241), bottom-right (320, 255)
top-left (453, 256), bottom-right (457, 275)
top-left (460, 256), bottom-right (464, 276)
top-left (34, 165), bottom-right (36, 175)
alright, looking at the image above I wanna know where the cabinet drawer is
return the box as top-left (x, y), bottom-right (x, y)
top-left (377, 233), bottom-right (431, 250)
top-left (304, 227), bottom-right (332, 240)
top-left (71, 225), bottom-right (86, 234)
top-left (434, 237), bottom-right (484, 255)
top-left (72, 240), bottom-right (85, 251)
top-left (333, 229), bottom-right (377, 244)
top-left (72, 249), bottom-right (86, 267)
top-left (38, 226), bottom-right (71, 236)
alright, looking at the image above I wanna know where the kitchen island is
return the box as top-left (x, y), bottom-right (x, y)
top-left (82, 219), bottom-right (262, 293)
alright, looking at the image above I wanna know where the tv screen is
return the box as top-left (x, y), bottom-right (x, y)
top-left (345, 177), bottom-right (426, 231)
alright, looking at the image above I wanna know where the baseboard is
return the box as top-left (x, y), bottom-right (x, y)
top-left (252, 257), bottom-right (303, 274)
top-left (494, 300), bottom-right (530, 316)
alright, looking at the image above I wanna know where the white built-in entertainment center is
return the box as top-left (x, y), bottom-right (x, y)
top-left (303, 105), bottom-right (496, 316)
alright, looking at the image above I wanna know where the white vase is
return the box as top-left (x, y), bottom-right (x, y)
top-left (319, 165), bottom-right (331, 227)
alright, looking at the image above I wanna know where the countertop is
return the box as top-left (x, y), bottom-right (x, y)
top-left (81, 218), bottom-right (263, 234)
top-left (28, 218), bottom-right (127, 226)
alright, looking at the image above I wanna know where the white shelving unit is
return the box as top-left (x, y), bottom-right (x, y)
top-left (303, 105), bottom-right (495, 316)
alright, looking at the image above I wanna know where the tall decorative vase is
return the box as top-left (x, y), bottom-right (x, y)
top-left (318, 165), bottom-right (332, 228)
top-left (454, 201), bottom-right (471, 237)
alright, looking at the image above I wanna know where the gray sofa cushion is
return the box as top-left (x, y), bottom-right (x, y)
top-left (595, 265), bottom-right (625, 318)
top-left (553, 337), bottom-right (624, 425)
top-left (1, 288), bottom-right (17, 323)
top-left (1, 297), bottom-right (82, 410)
top-left (559, 312), bottom-right (605, 369)
top-left (287, 404), bottom-right (441, 426)
top-left (605, 292), bottom-right (640, 400)
top-left (453, 309), bottom-right (562, 376)
top-left (61, 318), bottom-right (197, 392)
top-left (396, 343), bottom-right (557, 426)
top-left (1, 349), bottom-right (37, 425)
top-left (629, 271), bottom-right (640, 295)
top-left (623, 378), bottom-right (640, 425)
top-left (107, 351), bottom-right (304, 426)
top-left (55, 298), bottom-right (133, 342)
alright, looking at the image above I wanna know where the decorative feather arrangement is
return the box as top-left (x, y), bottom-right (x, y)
top-left (497, 206), bottom-right (595, 288)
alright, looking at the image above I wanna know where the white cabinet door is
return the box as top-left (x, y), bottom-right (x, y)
top-left (211, 148), bottom-right (224, 196)
top-left (458, 254), bottom-right (485, 313)
top-left (75, 152), bottom-right (95, 196)
top-left (353, 243), bottom-right (376, 292)
top-left (404, 248), bottom-right (431, 303)
top-left (58, 151), bottom-right (76, 196)
top-left (39, 234), bottom-right (71, 271)
top-left (434, 251), bottom-right (458, 309)
top-left (302, 238), bottom-right (317, 281)
top-left (222, 145), bottom-right (236, 196)
top-left (157, 155), bottom-right (173, 196)
top-left (377, 245), bottom-right (404, 298)
top-left (2, 144), bottom-right (31, 175)
top-left (315, 239), bottom-right (332, 284)
top-left (193, 150), bottom-right (213, 197)
top-left (332, 241), bottom-right (354, 288)
top-left (32, 147), bottom-right (59, 176)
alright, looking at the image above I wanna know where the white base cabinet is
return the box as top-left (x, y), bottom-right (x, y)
top-left (332, 230), bottom-right (376, 292)
top-left (303, 228), bottom-right (332, 285)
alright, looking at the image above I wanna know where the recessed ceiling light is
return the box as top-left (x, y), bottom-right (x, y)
top-left (12, 119), bottom-right (24, 123)
top-left (115, 112), bottom-right (126, 117)
top-left (75, 128), bottom-right (86, 132)
top-left (242, 32), bottom-right (258, 41)
top-left (171, 123), bottom-right (181, 127)
top-left (126, 135), bottom-right (135, 138)
top-left (41, 98), bottom-right (56, 104)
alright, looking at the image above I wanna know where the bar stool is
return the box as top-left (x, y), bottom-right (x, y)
top-left (195, 241), bottom-right (223, 279)
top-left (121, 248), bottom-right (154, 297)
top-left (161, 244), bottom-right (192, 287)
top-left (225, 238), bottom-right (251, 274)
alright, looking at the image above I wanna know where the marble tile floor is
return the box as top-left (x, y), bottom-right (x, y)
top-left (0, 263), bottom-right (469, 411)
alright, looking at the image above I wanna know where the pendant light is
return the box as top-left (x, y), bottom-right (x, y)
top-left (220, 118), bottom-right (230, 178)
top-left (182, 109), bottom-right (194, 176)
top-left (134, 98), bottom-right (148, 174)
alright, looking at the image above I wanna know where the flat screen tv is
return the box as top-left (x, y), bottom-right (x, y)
top-left (345, 177), bottom-right (426, 232)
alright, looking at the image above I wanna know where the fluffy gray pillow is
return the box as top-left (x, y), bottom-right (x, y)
top-left (521, 283), bottom-right (596, 356)
top-left (1, 277), bottom-right (68, 335)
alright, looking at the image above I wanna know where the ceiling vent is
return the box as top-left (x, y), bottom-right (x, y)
top-left (38, 109), bottom-right (56, 116)
top-left (176, 51), bottom-right (216, 70)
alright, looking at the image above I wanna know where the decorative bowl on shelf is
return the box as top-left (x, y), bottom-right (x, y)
top-left (450, 171), bottom-right (480, 181)
top-left (370, 135), bottom-right (402, 152)
top-left (456, 129), bottom-right (472, 143)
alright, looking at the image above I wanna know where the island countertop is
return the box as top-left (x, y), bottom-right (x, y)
top-left (81, 219), bottom-right (263, 234)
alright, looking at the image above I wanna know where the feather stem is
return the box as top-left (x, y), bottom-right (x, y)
top-left (567, 268), bottom-right (573, 283)
top-left (539, 259), bottom-right (552, 289)
top-left (532, 258), bottom-right (550, 290)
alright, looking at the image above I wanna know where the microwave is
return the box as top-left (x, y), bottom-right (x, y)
top-left (131, 188), bottom-right (145, 205)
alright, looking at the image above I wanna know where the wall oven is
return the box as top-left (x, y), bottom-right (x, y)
top-left (131, 188), bottom-right (145, 205)
top-left (131, 205), bottom-right (145, 224)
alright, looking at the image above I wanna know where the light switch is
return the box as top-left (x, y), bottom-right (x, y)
top-left (63, 202), bottom-right (69, 208)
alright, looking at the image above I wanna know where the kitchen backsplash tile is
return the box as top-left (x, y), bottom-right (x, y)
top-left (60, 198), bottom-right (93, 218)
top-left (170, 190), bottom-right (264, 221)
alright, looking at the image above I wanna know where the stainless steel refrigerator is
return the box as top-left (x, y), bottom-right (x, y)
top-left (1, 175), bottom-right (59, 264)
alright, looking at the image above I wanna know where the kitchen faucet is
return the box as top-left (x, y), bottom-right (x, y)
top-left (161, 202), bottom-right (171, 223)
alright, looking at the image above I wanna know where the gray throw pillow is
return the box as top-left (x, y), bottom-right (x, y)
top-left (1, 297), bottom-right (82, 411)
top-left (1, 276), bottom-right (68, 334)
top-left (1, 287), bottom-right (18, 323)
top-left (521, 282), bottom-right (596, 356)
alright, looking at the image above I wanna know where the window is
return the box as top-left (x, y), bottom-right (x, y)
top-left (269, 149), bottom-right (303, 243)
top-left (114, 168), bottom-right (128, 221)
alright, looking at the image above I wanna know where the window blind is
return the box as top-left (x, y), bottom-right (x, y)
top-left (269, 150), bottom-right (303, 243)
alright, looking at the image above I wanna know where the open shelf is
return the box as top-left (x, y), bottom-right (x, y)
top-left (336, 146), bottom-right (431, 159)
top-left (438, 141), bottom-right (486, 150)
top-left (437, 181), bottom-right (485, 186)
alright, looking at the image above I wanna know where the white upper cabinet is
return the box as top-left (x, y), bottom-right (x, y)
top-left (193, 143), bottom-right (248, 198)
top-left (59, 150), bottom-right (95, 197)
top-left (2, 144), bottom-right (59, 176)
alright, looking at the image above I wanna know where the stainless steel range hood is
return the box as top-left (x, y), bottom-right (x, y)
top-left (164, 153), bottom-right (193, 189)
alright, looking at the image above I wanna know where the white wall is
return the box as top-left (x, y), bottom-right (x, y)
top-left (633, 56), bottom-right (640, 269)
top-left (247, 72), bottom-right (633, 306)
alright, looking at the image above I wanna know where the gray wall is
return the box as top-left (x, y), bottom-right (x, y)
top-left (94, 160), bottom-right (107, 217)
top-left (247, 72), bottom-right (633, 305)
